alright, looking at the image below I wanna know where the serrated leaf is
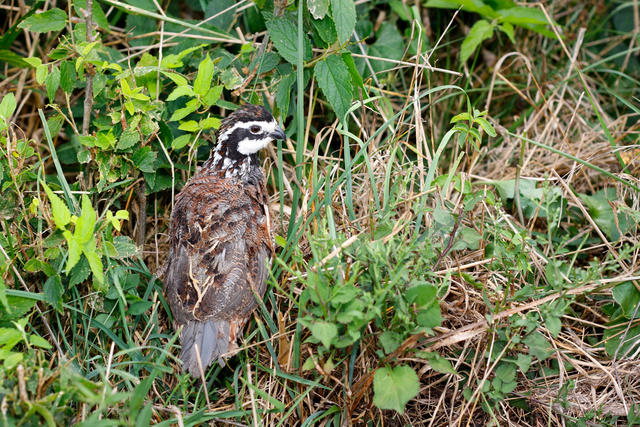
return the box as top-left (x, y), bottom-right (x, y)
top-left (310, 321), bottom-right (337, 348)
top-left (373, 365), bottom-right (420, 414)
top-left (132, 146), bottom-right (157, 173)
top-left (112, 236), bottom-right (139, 259)
top-left (202, 85), bottom-right (223, 107)
top-left (41, 180), bottom-right (71, 229)
top-left (44, 275), bottom-right (64, 313)
top-left (64, 231), bottom-right (82, 272)
top-left (85, 251), bottom-right (104, 284)
top-left (161, 71), bottom-right (188, 87)
top-left (308, 0), bottom-right (330, 19)
top-left (45, 66), bottom-right (60, 101)
top-left (276, 72), bottom-right (295, 117)
top-left (193, 55), bottom-right (214, 96)
top-left (36, 64), bottom-right (48, 85)
top-left (60, 60), bottom-right (77, 93)
top-left (166, 86), bottom-right (194, 102)
top-left (460, 19), bottom-right (495, 64)
top-left (266, 18), bottom-right (312, 65)
top-left (116, 129), bottom-right (140, 151)
top-left (69, 256), bottom-right (91, 286)
top-left (18, 8), bottom-right (67, 33)
top-left (75, 194), bottom-right (96, 244)
top-left (314, 54), bottom-right (352, 122)
top-left (121, 78), bottom-right (132, 96)
top-left (331, 0), bottom-right (356, 44)
top-left (169, 99), bottom-right (199, 122)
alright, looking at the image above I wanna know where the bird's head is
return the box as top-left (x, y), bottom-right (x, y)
top-left (216, 104), bottom-right (286, 158)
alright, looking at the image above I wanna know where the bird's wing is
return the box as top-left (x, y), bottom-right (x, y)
top-left (162, 174), bottom-right (273, 326)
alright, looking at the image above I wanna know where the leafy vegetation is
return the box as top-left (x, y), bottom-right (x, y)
top-left (1, 0), bottom-right (640, 425)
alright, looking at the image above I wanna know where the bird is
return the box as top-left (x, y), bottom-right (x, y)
top-left (161, 103), bottom-right (286, 375)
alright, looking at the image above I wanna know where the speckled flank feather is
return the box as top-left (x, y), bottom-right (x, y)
top-left (162, 104), bottom-right (285, 375)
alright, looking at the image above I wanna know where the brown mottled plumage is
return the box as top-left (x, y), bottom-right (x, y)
top-left (162, 104), bottom-right (285, 375)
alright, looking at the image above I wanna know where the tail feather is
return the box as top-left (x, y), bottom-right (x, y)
top-left (180, 320), bottom-right (231, 375)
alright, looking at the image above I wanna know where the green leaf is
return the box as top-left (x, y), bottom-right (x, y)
top-left (178, 121), bottom-right (199, 132)
top-left (475, 116), bottom-right (496, 136)
top-left (75, 194), bottom-right (96, 244)
top-left (499, 22), bottom-right (515, 43)
top-left (116, 129), bottom-right (140, 151)
top-left (202, 85), bottom-right (223, 107)
top-left (193, 55), bottom-right (214, 97)
top-left (18, 8), bottom-right (67, 33)
top-left (425, 0), bottom-right (496, 17)
top-left (341, 51), bottom-right (364, 94)
top-left (36, 64), bottom-right (48, 84)
top-left (0, 93), bottom-right (16, 119)
top-left (378, 331), bottom-right (402, 354)
top-left (418, 351), bottom-right (458, 375)
top-left (132, 146), bottom-right (157, 173)
top-left (41, 180), bottom-right (71, 229)
top-left (112, 236), bottom-right (139, 259)
top-left (266, 18), bottom-right (312, 65)
top-left (166, 86), bottom-right (194, 101)
top-left (459, 19), bottom-right (495, 64)
top-left (331, 0), bottom-right (356, 44)
top-left (373, 365), bottom-right (420, 414)
top-left (498, 7), bottom-right (552, 26)
top-left (43, 275), bottom-right (63, 313)
top-left (45, 65), bottom-right (60, 101)
top-left (406, 284), bottom-right (437, 306)
top-left (612, 281), bottom-right (640, 320)
top-left (523, 331), bottom-right (554, 361)
top-left (515, 354), bottom-right (532, 373)
top-left (169, 99), bottom-right (199, 122)
top-left (0, 50), bottom-right (29, 68)
top-left (161, 71), bottom-right (188, 87)
top-left (314, 54), bottom-right (353, 122)
top-left (276, 72), bottom-right (295, 117)
top-left (64, 231), bottom-right (82, 271)
top-left (310, 321), bottom-right (338, 348)
top-left (29, 334), bottom-right (52, 349)
top-left (69, 256), bottom-right (91, 286)
top-left (128, 301), bottom-right (153, 316)
top-left (308, 0), bottom-right (330, 19)
top-left (0, 278), bottom-right (10, 315)
top-left (85, 251), bottom-right (104, 284)
top-left (60, 60), bottom-right (77, 94)
top-left (199, 117), bottom-right (221, 130)
top-left (171, 134), bottom-right (191, 150)
top-left (74, 0), bottom-right (110, 31)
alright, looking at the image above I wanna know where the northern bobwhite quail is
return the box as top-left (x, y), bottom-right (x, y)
top-left (162, 104), bottom-right (285, 375)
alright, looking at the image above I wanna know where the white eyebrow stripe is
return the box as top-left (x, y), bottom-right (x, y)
top-left (222, 120), bottom-right (280, 136)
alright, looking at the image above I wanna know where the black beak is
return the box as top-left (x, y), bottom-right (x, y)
top-left (271, 126), bottom-right (286, 140)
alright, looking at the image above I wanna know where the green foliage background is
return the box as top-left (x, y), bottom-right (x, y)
top-left (1, 0), bottom-right (640, 425)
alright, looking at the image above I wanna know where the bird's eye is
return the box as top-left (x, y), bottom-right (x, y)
top-left (250, 125), bottom-right (261, 134)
